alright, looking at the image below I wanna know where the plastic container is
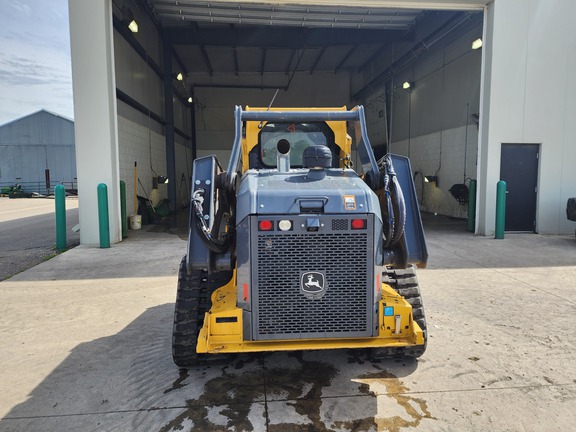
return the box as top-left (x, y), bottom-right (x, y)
top-left (130, 215), bottom-right (142, 230)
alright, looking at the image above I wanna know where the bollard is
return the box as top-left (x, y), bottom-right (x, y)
top-left (55, 184), bottom-right (66, 250)
top-left (120, 180), bottom-right (127, 239)
top-left (97, 183), bottom-right (111, 248)
top-left (467, 179), bottom-right (477, 233)
top-left (495, 180), bottom-right (507, 239)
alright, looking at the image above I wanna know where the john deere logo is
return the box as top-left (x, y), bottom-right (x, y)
top-left (300, 271), bottom-right (327, 299)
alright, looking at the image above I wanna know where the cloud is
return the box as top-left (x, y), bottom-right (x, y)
top-left (0, 0), bottom-right (73, 124)
top-left (6, 0), bottom-right (32, 16)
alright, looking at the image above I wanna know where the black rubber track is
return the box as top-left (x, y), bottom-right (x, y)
top-left (373, 265), bottom-right (428, 359)
top-left (172, 257), bottom-right (233, 368)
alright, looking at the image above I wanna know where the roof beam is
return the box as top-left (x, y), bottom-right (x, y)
top-left (151, 2), bottom-right (421, 28)
top-left (167, 27), bottom-right (406, 48)
top-left (334, 45), bottom-right (356, 74)
top-left (233, 47), bottom-right (239, 76)
top-left (285, 49), bottom-right (297, 76)
top-left (230, 24), bottom-right (239, 76)
top-left (199, 46), bottom-right (214, 77)
top-left (260, 48), bottom-right (267, 76)
top-left (309, 47), bottom-right (326, 75)
top-left (191, 23), bottom-right (214, 76)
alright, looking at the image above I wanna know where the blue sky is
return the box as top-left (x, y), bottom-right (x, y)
top-left (0, 0), bottom-right (73, 125)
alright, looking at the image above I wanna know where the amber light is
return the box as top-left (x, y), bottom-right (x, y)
top-left (259, 220), bottom-right (273, 231)
top-left (351, 219), bottom-right (367, 230)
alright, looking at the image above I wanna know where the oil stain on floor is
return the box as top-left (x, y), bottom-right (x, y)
top-left (353, 365), bottom-right (435, 432)
top-left (160, 351), bottom-right (432, 432)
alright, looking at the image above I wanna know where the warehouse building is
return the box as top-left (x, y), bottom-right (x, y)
top-left (0, 110), bottom-right (76, 195)
top-left (68, 0), bottom-right (576, 245)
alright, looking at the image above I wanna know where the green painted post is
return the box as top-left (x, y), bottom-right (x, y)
top-left (55, 184), bottom-right (66, 250)
top-left (467, 179), bottom-right (477, 232)
top-left (120, 180), bottom-right (127, 239)
top-left (495, 180), bottom-right (507, 239)
top-left (97, 183), bottom-right (110, 248)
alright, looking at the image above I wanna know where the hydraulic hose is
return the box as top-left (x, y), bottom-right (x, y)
top-left (382, 172), bottom-right (394, 247)
top-left (191, 189), bottom-right (230, 253)
top-left (379, 155), bottom-right (406, 247)
top-left (390, 174), bottom-right (406, 245)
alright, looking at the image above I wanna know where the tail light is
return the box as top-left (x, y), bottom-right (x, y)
top-left (258, 220), bottom-right (273, 231)
top-left (351, 219), bottom-right (367, 230)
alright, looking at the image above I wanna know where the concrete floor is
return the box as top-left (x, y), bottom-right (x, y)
top-left (0, 197), bottom-right (80, 280)
top-left (1, 215), bottom-right (575, 431)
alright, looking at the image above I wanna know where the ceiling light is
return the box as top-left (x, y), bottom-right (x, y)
top-left (402, 81), bottom-right (414, 93)
top-left (472, 38), bottom-right (483, 50)
top-left (187, 96), bottom-right (193, 103)
top-left (176, 72), bottom-right (184, 81)
top-left (128, 19), bottom-right (138, 33)
top-left (122, 7), bottom-right (139, 33)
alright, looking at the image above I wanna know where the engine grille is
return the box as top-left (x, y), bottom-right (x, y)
top-left (253, 228), bottom-right (372, 340)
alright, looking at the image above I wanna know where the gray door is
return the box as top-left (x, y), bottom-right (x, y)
top-left (500, 144), bottom-right (539, 232)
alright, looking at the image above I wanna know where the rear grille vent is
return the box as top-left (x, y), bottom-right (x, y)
top-left (332, 219), bottom-right (348, 230)
top-left (254, 231), bottom-right (371, 340)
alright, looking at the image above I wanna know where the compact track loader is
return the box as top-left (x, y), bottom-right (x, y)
top-left (172, 106), bottom-right (428, 367)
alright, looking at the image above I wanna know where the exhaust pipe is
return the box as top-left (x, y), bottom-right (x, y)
top-left (276, 139), bottom-right (291, 173)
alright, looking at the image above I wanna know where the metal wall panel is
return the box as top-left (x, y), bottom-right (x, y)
top-left (0, 111), bottom-right (76, 192)
top-left (0, 110), bottom-right (74, 146)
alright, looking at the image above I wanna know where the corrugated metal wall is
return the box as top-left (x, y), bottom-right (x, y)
top-left (0, 110), bottom-right (76, 193)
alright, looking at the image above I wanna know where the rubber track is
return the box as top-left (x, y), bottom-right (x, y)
top-left (172, 257), bottom-right (233, 368)
top-left (374, 266), bottom-right (427, 359)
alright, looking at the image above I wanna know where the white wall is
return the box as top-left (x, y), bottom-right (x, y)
top-left (477, 0), bottom-right (576, 235)
top-left (69, 0), bottom-right (121, 245)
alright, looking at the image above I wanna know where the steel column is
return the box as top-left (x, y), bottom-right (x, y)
top-left (163, 37), bottom-right (177, 211)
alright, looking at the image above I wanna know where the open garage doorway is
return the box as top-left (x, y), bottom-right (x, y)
top-left (103, 0), bottom-right (486, 241)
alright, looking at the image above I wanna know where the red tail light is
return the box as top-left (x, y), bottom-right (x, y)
top-left (351, 219), bottom-right (367, 230)
top-left (258, 220), bottom-right (273, 231)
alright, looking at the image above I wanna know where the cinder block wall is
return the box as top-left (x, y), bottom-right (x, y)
top-left (362, 19), bottom-right (483, 219)
top-left (113, 1), bottom-right (193, 216)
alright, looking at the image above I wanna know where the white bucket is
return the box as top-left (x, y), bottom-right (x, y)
top-left (130, 215), bottom-right (142, 230)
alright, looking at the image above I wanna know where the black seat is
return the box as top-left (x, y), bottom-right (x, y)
top-left (302, 145), bottom-right (333, 169)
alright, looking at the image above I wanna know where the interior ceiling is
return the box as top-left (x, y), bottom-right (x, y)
top-left (145, 1), bottom-right (428, 80)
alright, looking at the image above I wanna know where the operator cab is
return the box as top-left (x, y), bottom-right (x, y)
top-left (248, 121), bottom-right (340, 170)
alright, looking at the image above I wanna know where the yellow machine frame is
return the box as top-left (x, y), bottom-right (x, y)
top-left (197, 271), bottom-right (424, 354)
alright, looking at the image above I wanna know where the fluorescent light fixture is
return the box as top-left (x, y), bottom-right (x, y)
top-left (176, 72), bottom-right (184, 81)
top-left (128, 19), bottom-right (138, 33)
top-left (472, 38), bottom-right (483, 50)
top-left (402, 81), bottom-right (412, 90)
top-left (187, 96), bottom-right (193, 103)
